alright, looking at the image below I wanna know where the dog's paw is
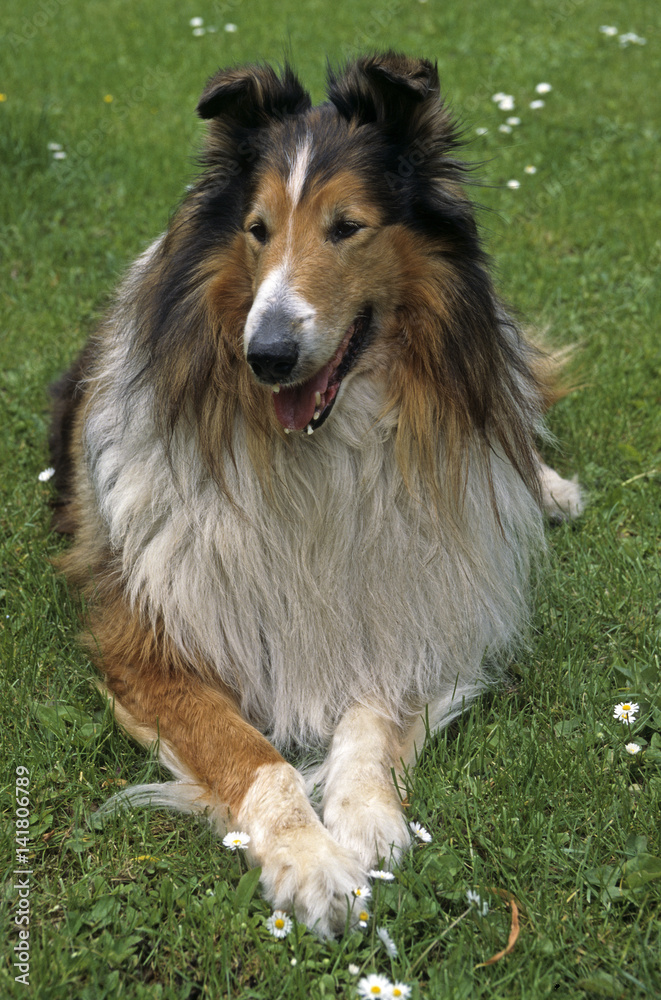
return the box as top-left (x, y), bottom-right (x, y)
top-left (322, 784), bottom-right (412, 870)
top-left (236, 761), bottom-right (366, 937)
top-left (539, 463), bottom-right (585, 521)
top-left (258, 823), bottom-right (366, 937)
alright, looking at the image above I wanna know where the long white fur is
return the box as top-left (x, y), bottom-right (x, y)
top-left (83, 312), bottom-right (545, 750)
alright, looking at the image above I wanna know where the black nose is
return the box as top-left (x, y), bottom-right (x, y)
top-left (246, 337), bottom-right (299, 383)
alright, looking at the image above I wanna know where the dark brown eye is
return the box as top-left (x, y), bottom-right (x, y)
top-left (330, 220), bottom-right (364, 243)
top-left (248, 221), bottom-right (268, 244)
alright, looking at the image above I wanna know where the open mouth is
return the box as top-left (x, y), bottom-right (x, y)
top-left (271, 308), bottom-right (373, 434)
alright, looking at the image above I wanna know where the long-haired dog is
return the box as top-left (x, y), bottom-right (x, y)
top-left (50, 53), bottom-right (582, 937)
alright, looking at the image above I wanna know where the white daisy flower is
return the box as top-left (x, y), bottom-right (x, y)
top-left (535, 83), bottom-right (552, 94)
top-left (38, 467), bottom-right (55, 481)
top-left (353, 884), bottom-right (372, 899)
top-left (290, 958), bottom-right (297, 966)
top-left (599, 26), bottom-right (618, 36)
top-left (224, 23), bottom-right (238, 32)
top-left (53, 151), bottom-right (67, 160)
top-left (409, 821), bottom-right (432, 842)
top-left (625, 743), bottom-right (641, 755)
top-left (491, 92), bottom-right (508, 102)
top-left (619, 33), bottom-right (646, 46)
top-left (498, 96), bottom-right (515, 111)
top-left (392, 985), bottom-right (412, 999)
top-left (357, 908), bottom-right (370, 928)
top-left (222, 830), bottom-right (250, 850)
top-left (265, 910), bottom-right (292, 937)
top-left (348, 964), bottom-right (361, 975)
top-left (357, 973), bottom-right (393, 998)
top-left (529, 99), bottom-right (545, 109)
top-left (369, 869), bottom-right (395, 881)
top-left (524, 164), bottom-right (537, 174)
top-left (47, 142), bottom-right (62, 151)
top-left (475, 127), bottom-right (488, 135)
top-left (507, 179), bottom-right (520, 189)
top-left (498, 124), bottom-right (512, 134)
top-left (377, 925), bottom-right (398, 958)
top-left (613, 702), bottom-right (639, 724)
top-left (466, 889), bottom-right (489, 916)
top-left (189, 16), bottom-right (204, 27)
top-left (192, 27), bottom-right (205, 36)
top-left (506, 116), bottom-right (521, 126)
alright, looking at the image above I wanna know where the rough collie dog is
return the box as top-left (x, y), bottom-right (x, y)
top-left (50, 53), bottom-right (582, 937)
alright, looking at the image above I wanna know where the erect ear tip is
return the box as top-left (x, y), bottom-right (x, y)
top-left (196, 72), bottom-right (247, 120)
top-left (365, 53), bottom-right (438, 98)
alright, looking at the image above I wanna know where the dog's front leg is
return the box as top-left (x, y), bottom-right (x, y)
top-left (102, 655), bottom-right (365, 937)
top-left (320, 705), bottom-right (412, 869)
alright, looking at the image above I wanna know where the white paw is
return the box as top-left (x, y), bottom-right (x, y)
top-left (236, 762), bottom-right (366, 937)
top-left (258, 823), bottom-right (366, 937)
top-left (323, 785), bottom-right (412, 870)
top-left (539, 463), bottom-right (585, 521)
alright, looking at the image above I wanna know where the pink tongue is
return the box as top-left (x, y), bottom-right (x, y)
top-left (273, 362), bottom-right (333, 431)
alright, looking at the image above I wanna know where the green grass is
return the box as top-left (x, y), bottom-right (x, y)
top-left (1, 1), bottom-right (660, 997)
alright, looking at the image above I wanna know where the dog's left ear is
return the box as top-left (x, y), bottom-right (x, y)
top-left (326, 52), bottom-right (443, 137)
top-left (197, 62), bottom-right (311, 125)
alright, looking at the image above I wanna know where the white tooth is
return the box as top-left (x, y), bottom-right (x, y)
top-left (306, 425), bottom-right (314, 435)
top-left (315, 391), bottom-right (321, 406)
top-left (272, 384), bottom-right (280, 393)
top-left (313, 410), bottom-right (320, 420)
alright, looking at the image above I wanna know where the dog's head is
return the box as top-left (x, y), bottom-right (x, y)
top-left (193, 54), bottom-right (494, 436)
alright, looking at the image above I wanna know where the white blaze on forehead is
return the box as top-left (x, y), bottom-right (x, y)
top-left (286, 137), bottom-right (313, 206)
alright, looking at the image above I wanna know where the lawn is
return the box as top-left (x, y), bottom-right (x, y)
top-left (1, 1), bottom-right (660, 997)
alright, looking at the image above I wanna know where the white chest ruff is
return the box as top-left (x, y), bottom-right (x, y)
top-left (87, 375), bottom-right (544, 747)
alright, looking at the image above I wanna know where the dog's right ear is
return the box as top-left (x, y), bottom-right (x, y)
top-left (197, 63), bottom-right (311, 125)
